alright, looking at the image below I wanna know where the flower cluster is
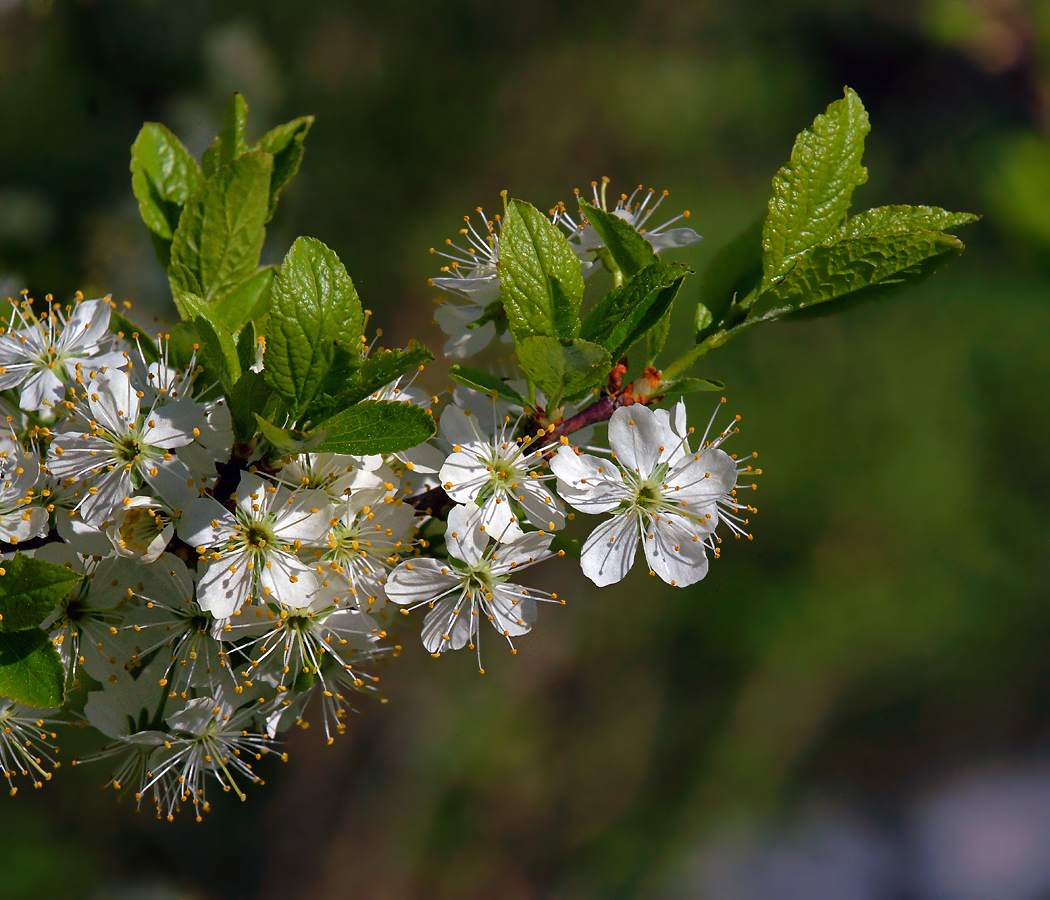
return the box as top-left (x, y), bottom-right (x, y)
top-left (0, 183), bottom-right (753, 819)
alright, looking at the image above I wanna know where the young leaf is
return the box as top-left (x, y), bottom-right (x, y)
top-left (169, 150), bottom-right (273, 304)
top-left (210, 265), bottom-right (276, 333)
top-left (109, 311), bottom-right (158, 364)
top-left (497, 199), bottom-right (584, 341)
top-left (0, 628), bottom-right (64, 708)
top-left (267, 237), bottom-right (365, 419)
top-left (229, 372), bottom-right (271, 445)
top-left (448, 365), bottom-right (529, 406)
top-left (307, 343), bottom-right (433, 421)
top-left (191, 316), bottom-right (241, 394)
top-left (0, 554), bottom-right (83, 633)
top-left (253, 414), bottom-right (327, 454)
top-left (696, 217), bottom-right (764, 339)
top-left (837, 205), bottom-right (979, 239)
top-left (256, 116), bottom-right (314, 219)
top-left (763, 87), bottom-right (869, 286)
top-left (312, 400), bottom-right (436, 455)
top-left (580, 261), bottom-right (690, 359)
top-left (579, 199), bottom-right (658, 281)
top-left (130, 123), bottom-right (203, 269)
top-left (656, 375), bottom-right (725, 394)
top-left (647, 307), bottom-right (673, 363)
top-left (515, 336), bottom-right (610, 407)
top-left (749, 232), bottom-right (965, 320)
top-left (202, 92), bottom-right (251, 177)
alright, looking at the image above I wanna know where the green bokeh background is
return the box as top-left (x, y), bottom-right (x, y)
top-left (1, 1), bottom-right (1048, 897)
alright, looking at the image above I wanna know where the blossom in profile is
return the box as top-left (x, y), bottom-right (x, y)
top-left (438, 403), bottom-right (564, 541)
top-left (178, 472), bottom-right (331, 617)
top-left (551, 401), bottom-right (754, 587)
top-left (386, 504), bottom-right (563, 668)
top-left (429, 208), bottom-right (511, 358)
top-left (0, 294), bottom-right (127, 412)
top-left (554, 178), bottom-right (702, 268)
top-left (0, 699), bottom-right (61, 795)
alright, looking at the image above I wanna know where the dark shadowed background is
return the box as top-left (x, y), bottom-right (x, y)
top-left (1, 1), bottom-right (1049, 898)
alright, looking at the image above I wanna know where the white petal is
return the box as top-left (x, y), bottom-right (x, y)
top-left (421, 593), bottom-right (475, 653)
top-left (642, 514), bottom-right (710, 587)
top-left (439, 450), bottom-right (487, 503)
top-left (143, 454), bottom-right (199, 512)
top-left (607, 404), bottom-right (671, 478)
top-left (647, 227), bottom-right (702, 253)
top-left (197, 552), bottom-right (254, 618)
top-left (491, 531), bottom-right (554, 573)
top-left (58, 297), bottom-right (111, 352)
top-left (580, 513), bottom-right (640, 587)
top-left (140, 399), bottom-right (203, 449)
top-left (386, 558), bottom-right (460, 606)
top-left (445, 503), bottom-right (488, 565)
top-left (178, 497), bottom-right (237, 547)
top-left (88, 369), bottom-right (140, 435)
top-left (550, 446), bottom-right (628, 514)
top-left (78, 467), bottom-right (132, 525)
top-left (272, 490), bottom-right (331, 545)
top-left (487, 584), bottom-right (537, 637)
top-left (19, 368), bottom-right (65, 412)
top-left (513, 482), bottom-right (566, 531)
top-left (260, 551), bottom-right (319, 608)
top-left (438, 405), bottom-right (488, 449)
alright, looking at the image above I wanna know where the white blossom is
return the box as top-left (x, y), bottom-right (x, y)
top-left (0, 294), bottom-right (127, 412)
top-left (552, 401), bottom-right (754, 587)
top-left (0, 435), bottom-right (48, 543)
top-left (179, 472), bottom-right (332, 617)
top-left (438, 404), bottom-right (564, 540)
top-left (386, 504), bottom-right (563, 667)
top-left (48, 367), bottom-right (210, 524)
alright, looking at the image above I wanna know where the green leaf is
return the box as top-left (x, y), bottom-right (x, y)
top-left (656, 376), bottom-right (725, 394)
top-left (190, 316), bottom-right (241, 394)
top-left (109, 310), bottom-right (158, 364)
top-left (0, 629), bottom-right (64, 708)
top-left (580, 262), bottom-right (690, 359)
top-left (762, 87), bottom-right (870, 286)
top-left (837, 205), bottom-right (979, 239)
top-left (210, 265), bottom-right (276, 333)
top-left (448, 365), bottom-right (529, 406)
top-left (516, 336), bottom-right (611, 407)
top-left (202, 92), bottom-right (251, 177)
top-left (171, 289), bottom-right (209, 322)
top-left (697, 217), bottom-right (764, 339)
top-left (229, 371), bottom-right (271, 445)
top-left (130, 123), bottom-right (203, 269)
top-left (256, 116), bottom-right (314, 219)
top-left (579, 199), bottom-right (658, 281)
top-left (308, 343), bottom-right (433, 421)
top-left (497, 199), bottom-right (585, 341)
top-left (750, 232), bottom-right (966, 320)
top-left (267, 237), bottom-right (365, 419)
top-left (254, 413), bottom-right (326, 455)
top-left (237, 320), bottom-right (258, 373)
top-left (312, 400), bottom-right (437, 455)
top-left (169, 150), bottom-right (273, 305)
top-left (0, 554), bottom-right (83, 633)
top-left (647, 308), bottom-right (673, 364)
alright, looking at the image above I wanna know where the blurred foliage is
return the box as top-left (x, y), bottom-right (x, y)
top-left (0, 1), bottom-right (1048, 898)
